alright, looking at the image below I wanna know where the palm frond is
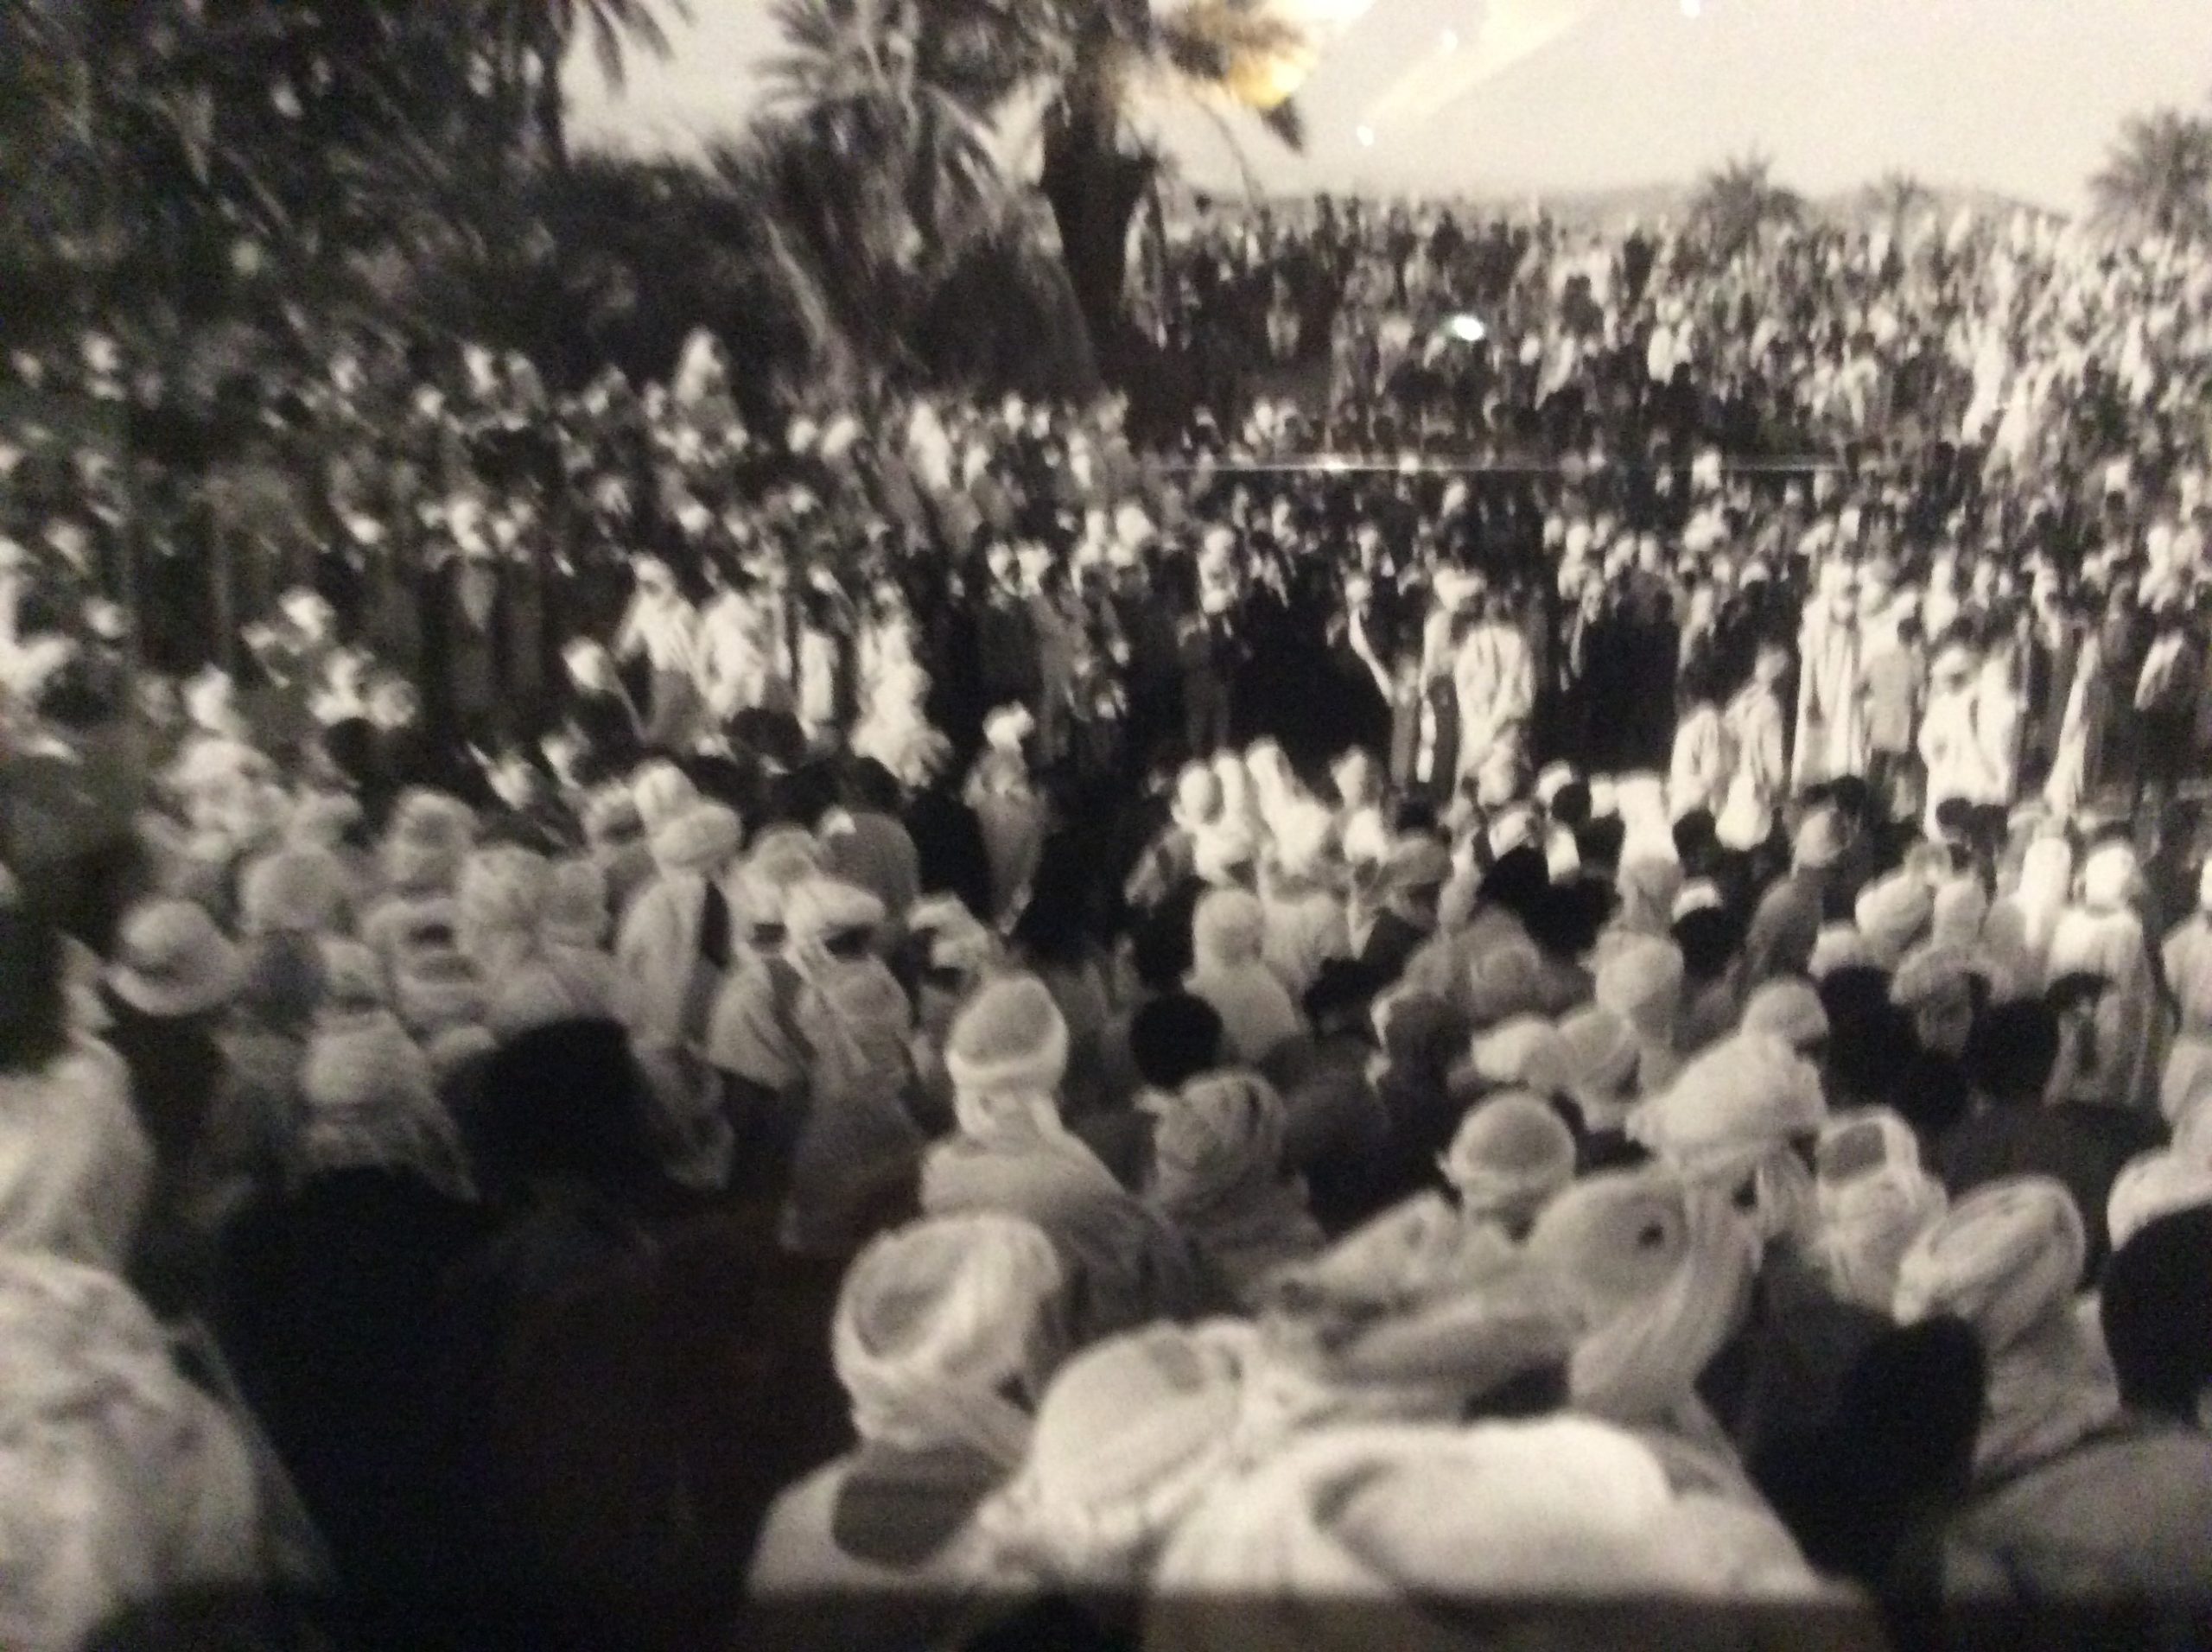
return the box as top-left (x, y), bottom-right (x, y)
top-left (1257, 94), bottom-right (1303, 151)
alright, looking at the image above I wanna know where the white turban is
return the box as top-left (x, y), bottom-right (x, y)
top-left (1855, 872), bottom-right (1935, 969)
top-left (976, 1319), bottom-right (1261, 1592)
top-left (1148, 1418), bottom-right (1820, 1640)
top-left (1811, 1109), bottom-right (1948, 1313)
top-left (1466, 1016), bottom-right (1571, 1097)
top-left (1440, 1093), bottom-right (1576, 1228)
top-left (2107, 1151), bottom-right (2212, 1254)
top-left (832, 1212), bottom-right (1065, 1472)
top-left (1594, 935), bottom-right (1685, 1047)
top-left (2081, 842), bottom-right (2139, 912)
top-left (1742, 979), bottom-right (1831, 1053)
top-left (1895, 1176), bottom-right (2119, 1479)
top-left (1629, 1032), bottom-right (1825, 1185)
top-left (944, 974), bottom-right (1072, 1147)
top-left (1525, 1168), bottom-right (1758, 1429)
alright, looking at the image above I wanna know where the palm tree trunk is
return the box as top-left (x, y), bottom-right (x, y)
top-left (1038, 73), bottom-right (1154, 389)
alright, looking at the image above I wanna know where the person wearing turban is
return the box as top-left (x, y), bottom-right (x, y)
top-left (614, 800), bottom-right (747, 1189)
top-left (1594, 934), bottom-right (1686, 1096)
top-left (2158, 858), bottom-right (2212, 1128)
top-left (1187, 888), bottom-right (1310, 1083)
top-left (1744, 807), bottom-right (1844, 987)
top-left (1945, 1202), bottom-right (2212, 1600)
top-left (1147, 1417), bottom-right (1829, 1652)
top-left (1523, 1166), bottom-right (1758, 1460)
top-left (1628, 1033), bottom-right (1901, 1468)
top-left (923, 975), bottom-right (1215, 1346)
top-left (1854, 867), bottom-right (1936, 973)
top-left (1141, 1070), bottom-right (1324, 1306)
top-left (1362, 1088), bottom-right (1582, 1293)
top-left (966, 1319), bottom-right (1265, 1609)
top-left (2045, 841), bottom-right (2162, 1112)
top-left (1257, 800), bottom-right (1350, 1005)
top-left (745, 1213), bottom-right (1068, 1651)
top-left (1809, 1109), bottom-right (1948, 1314)
top-left (1895, 1176), bottom-right (2120, 1486)
top-left (779, 878), bottom-right (924, 1257)
top-left (0, 904), bottom-right (150, 1271)
top-left (0, 1253), bottom-right (269, 1650)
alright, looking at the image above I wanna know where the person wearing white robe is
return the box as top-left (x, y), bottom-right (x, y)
top-left (613, 558), bottom-right (702, 747)
top-left (1452, 594), bottom-right (1535, 808)
top-left (1974, 638), bottom-right (2026, 813)
top-left (696, 580), bottom-right (779, 724)
top-left (1791, 578), bottom-right (1867, 790)
top-left (1920, 645), bottom-right (2001, 836)
top-left (2046, 844), bottom-right (2165, 1115)
top-left (1669, 665), bottom-right (1734, 824)
top-left (1717, 646), bottom-right (1789, 855)
top-left (2043, 623), bottom-right (2104, 823)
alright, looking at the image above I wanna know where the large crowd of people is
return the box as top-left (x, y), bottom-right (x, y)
top-left (5, 194), bottom-right (2212, 1652)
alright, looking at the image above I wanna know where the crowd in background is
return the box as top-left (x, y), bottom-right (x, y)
top-left (5, 196), bottom-right (2212, 1652)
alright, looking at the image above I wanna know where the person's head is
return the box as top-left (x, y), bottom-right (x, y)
top-left (1130, 993), bottom-right (1228, 1094)
top-left (1962, 999), bottom-right (2062, 1107)
top-left (1478, 846), bottom-right (1549, 926)
top-left (1673, 905), bottom-right (1746, 988)
top-left (366, 675), bottom-right (418, 731)
top-left (2100, 1204), bottom-right (2212, 1424)
top-left (1523, 880), bottom-right (1607, 964)
top-left (1892, 946), bottom-right (1984, 1062)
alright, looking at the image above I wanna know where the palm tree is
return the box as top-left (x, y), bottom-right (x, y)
top-left (1867, 169), bottom-right (1931, 226)
top-left (480, 0), bottom-right (690, 170)
top-left (1690, 152), bottom-right (1802, 260)
top-left (2090, 108), bottom-right (2212, 242)
top-left (747, 0), bottom-right (1007, 378)
top-left (1031, 0), bottom-right (1311, 381)
top-left (761, 0), bottom-right (1313, 383)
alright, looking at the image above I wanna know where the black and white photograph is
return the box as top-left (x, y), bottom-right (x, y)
top-left (6, 1), bottom-right (2212, 1648)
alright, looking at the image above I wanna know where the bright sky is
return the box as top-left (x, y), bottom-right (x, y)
top-left (569, 0), bottom-right (2212, 213)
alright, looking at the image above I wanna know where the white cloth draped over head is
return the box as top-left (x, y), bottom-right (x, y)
top-left (1523, 1167), bottom-right (1758, 1434)
top-left (1628, 1032), bottom-right (1826, 1246)
top-left (942, 973), bottom-right (1077, 1152)
top-left (1142, 1072), bottom-right (1322, 1305)
top-left (830, 1212), bottom-right (1064, 1475)
top-left (1189, 889), bottom-right (1305, 1064)
top-left (1894, 1176), bottom-right (2119, 1481)
top-left (1147, 1418), bottom-right (1824, 1652)
top-left (2107, 1150), bottom-right (2212, 1254)
top-left (974, 1318), bottom-right (1262, 1593)
top-left (1811, 1109), bottom-right (1948, 1314)
top-left (0, 1037), bottom-right (150, 1271)
top-left (0, 1253), bottom-right (264, 1652)
top-left (1439, 1091), bottom-right (1576, 1228)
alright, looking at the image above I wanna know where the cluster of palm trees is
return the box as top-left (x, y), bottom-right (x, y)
top-left (2092, 107), bottom-right (2212, 244)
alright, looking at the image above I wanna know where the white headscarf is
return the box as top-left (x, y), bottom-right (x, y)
top-left (1811, 1109), bottom-right (1948, 1313)
top-left (1894, 1177), bottom-right (2119, 1480)
top-left (1524, 1168), bottom-right (1758, 1435)
top-left (0, 1254), bottom-right (264, 1649)
top-left (1147, 1419), bottom-right (1823, 1651)
top-left (831, 1213), bottom-right (1065, 1474)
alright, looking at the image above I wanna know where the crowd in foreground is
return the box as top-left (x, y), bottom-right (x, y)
top-left (5, 583), bottom-right (2212, 1650)
top-left (6, 197), bottom-right (2212, 1652)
